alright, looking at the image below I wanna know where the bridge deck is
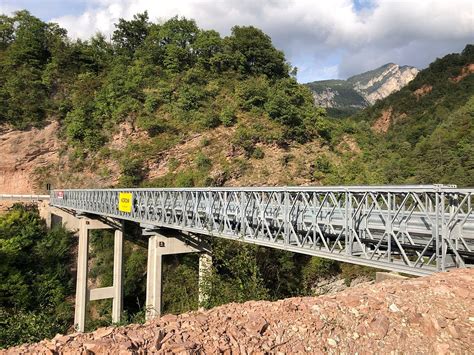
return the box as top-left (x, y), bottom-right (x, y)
top-left (45, 185), bottom-right (474, 276)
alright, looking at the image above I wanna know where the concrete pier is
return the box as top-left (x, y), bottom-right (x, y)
top-left (74, 217), bottom-right (124, 332)
top-left (144, 228), bottom-right (211, 321)
top-left (198, 252), bottom-right (213, 307)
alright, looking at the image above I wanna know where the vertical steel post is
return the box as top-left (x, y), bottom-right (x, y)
top-left (240, 191), bottom-right (246, 236)
top-left (441, 192), bottom-right (447, 271)
top-left (349, 192), bottom-right (355, 255)
top-left (434, 191), bottom-right (441, 271)
top-left (312, 192), bottom-right (317, 247)
top-left (344, 191), bottom-right (350, 255)
top-left (387, 192), bottom-right (392, 263)
top-left (284, 190), bottom-right (290, 245)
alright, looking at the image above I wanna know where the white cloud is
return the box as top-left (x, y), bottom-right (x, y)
top-left (9, 0), bottom-right (474, 82)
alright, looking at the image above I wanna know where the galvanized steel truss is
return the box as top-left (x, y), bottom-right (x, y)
top-left (50, 186), bottom-right (474, 276)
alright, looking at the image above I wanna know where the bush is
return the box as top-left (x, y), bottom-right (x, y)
top-left (302, 257), bottom-right (340, 291)
top-left (195, 152), bottom-right (212, 170)
top-left (0, 205), bottom-right (74, 348)
top-left (251, 147), bottom-right (265, 159)
top-left (220, 104), bottom-right (237, 126)
top-left (119, 158), bottom-right (146, 187)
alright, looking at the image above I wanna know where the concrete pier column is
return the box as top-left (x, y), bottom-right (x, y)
top-left (142, 228), bottom-right (211, 321)
top-left (74, 218), bottom-right (89, 332)
top-left (198, 252), bottom-right (212, 307)
top-left (74, 217), bottom-right (124, 332)
top-left (112, 223), bottom-right (124, 323)
top-left (146, 235), bottom-right (162, 320)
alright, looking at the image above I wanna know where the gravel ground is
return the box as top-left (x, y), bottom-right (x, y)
top-left (3, 269), bottom-right (473, 354)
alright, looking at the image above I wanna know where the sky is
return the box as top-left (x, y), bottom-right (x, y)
top-left (1, 0), bottom-right (473, 83)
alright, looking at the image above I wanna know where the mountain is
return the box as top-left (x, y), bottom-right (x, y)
top-left (330, 44), bottom-right (474, 187)
top-left (306, 63), bottom-right (419, 117)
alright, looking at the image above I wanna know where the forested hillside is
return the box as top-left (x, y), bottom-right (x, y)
top-left (0, 205), bottom-right (73, 347)
top-left (0, 10), bottom-right (327, 190)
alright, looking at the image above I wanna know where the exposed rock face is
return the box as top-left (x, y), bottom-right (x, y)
top-left (372, 107), bottom-right (393, 134)
top-left (312, 87), bottom-right (340, 108)
top-left (0, 121), bottom-right (120, 194)
top-left (3, 269), bottom-right (473, 354)
top-left (0, 122), bottom-right (60, 194)
top-left (306, 63), bottom-right (419, 116)
top-left (350, 63), bottom-right (419, 104)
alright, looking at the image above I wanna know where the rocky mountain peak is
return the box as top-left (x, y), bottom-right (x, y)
top-left (348, 63), bottom-right (419, 104)
top-left (305, 63), bottom-right (419, 117)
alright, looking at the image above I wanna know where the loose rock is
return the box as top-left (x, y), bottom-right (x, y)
top-left (2, 269), bottom-right (473, 354)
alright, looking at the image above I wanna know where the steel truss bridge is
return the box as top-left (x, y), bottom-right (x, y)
top-left (47, 185), bottom-right (474, 276)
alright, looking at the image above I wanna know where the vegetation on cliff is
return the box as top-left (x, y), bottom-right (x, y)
top-left (0, 11), bottom-right (325, 160)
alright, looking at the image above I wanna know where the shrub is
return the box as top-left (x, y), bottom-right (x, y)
top-left (220, 104), bottom-right (237, 126)
top-left (251, 146), bottom-right (265, 159)
top-left (119, 158), bottom-right (146, 187)
top-left (195, 152), bottom-right (212, 170)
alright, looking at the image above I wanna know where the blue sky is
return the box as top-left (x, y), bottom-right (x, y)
top-left (1, 0), bottom-right (472, 83)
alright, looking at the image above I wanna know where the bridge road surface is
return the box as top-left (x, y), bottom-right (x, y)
top-left (46, 185), bottom-right (474, 276)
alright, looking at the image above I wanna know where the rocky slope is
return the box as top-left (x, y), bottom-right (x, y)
top-left (3, 269), bottom-right (473, 354)
top-left (0, 121), bottom-right (121, 194)
top-left (0, 121), bottom-right (338, 194)
top-left (0, 122), bottom-right (61, 194)
top-left (348, 63), bottom-right (419, 104)
top-left (306, 63), bottom-right (419, 117)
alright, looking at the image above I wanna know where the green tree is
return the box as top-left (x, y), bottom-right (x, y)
top-left (112, 12), bottom-right (150, 57)
top-left (0, 205), bottom-right (74, 348)
top-left (227, 26), bottom-right (288, 78)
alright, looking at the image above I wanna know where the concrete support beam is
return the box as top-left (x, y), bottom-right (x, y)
top-left (74, 218), bottom-right (124, 332)
top-left (89, 286), bottom-right (114, 301)
top-left (112, 225), bottom-right (124, 323)
top-left (146, 235), bottom-right (162, 320)
top-left (198, 252), bottom-right (212, 308)
top-left (74, 218), bottom-right (89, 332)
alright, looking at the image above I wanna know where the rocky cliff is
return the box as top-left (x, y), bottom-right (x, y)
top-left (348, 63), bottom-right (420, 104)
top-left (306, 63), bottom-right (419, 117)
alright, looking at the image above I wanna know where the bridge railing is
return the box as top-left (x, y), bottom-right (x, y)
top-left (49, 186), bottom-right (474, 276)
top-left (0, 194), bottom-right (50, 201)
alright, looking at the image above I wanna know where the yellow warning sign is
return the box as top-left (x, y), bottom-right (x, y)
top-left (118, 192), bottom-right (133, 213)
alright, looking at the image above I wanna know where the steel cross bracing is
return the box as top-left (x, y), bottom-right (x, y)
top-left (49, 186), bottom-right (474, 276)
